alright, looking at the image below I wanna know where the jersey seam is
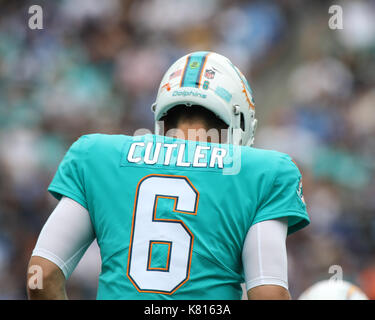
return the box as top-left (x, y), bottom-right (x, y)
top-left (253, 209), bottom-right (307, 220)
top-left (119, 162), bottom-right (231, 174)
top-left (48, 185), bottom-right (88, 210)
top-left (251, 210), bottom-right (309, 234)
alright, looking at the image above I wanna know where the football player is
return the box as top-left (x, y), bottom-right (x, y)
top-left (27, 52), bottom-right (309, 300)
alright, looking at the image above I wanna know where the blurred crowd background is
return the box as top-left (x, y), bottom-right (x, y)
top-left (0, 0), bottom-right (374, 299)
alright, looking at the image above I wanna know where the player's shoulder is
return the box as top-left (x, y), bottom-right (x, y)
top-left (75, 133), bottom-right (132, 146)
top-left (70, 133), bottom-right (133, 156)
top-left (241, 146), bottom-right (301, 176)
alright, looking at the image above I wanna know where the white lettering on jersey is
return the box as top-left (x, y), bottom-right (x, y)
top-left (163, 143), bottom-right (178, 165)
top-left (176, 144), bottom-right (191, 167)
top-left (127, 141), bottom-right (229, 169)
top-left (144, 142), bottom-right (162, 165)
top-left (192, 146), bottom-right (210, 168)
top-left (128, 142), bottom-right (145, 163)
top-left (210, 147), bottom-right (227, 169)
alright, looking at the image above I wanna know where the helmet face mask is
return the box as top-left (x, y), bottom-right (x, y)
top-left (152, 51), bottom-right (257, 146)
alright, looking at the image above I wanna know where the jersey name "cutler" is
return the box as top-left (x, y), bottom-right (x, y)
top-left (127, 141), bottom-right (228, 169)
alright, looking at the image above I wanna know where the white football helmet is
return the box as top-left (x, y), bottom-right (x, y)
top-left (298, 280), bottom-right (369, 300)
top-left (151, 51), bottom-right (257, 146)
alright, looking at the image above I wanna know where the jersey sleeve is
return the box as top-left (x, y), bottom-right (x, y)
top-left (48, 135), bottom-right (92, 210)
top-left (253, 154), bottom-right (310, 235)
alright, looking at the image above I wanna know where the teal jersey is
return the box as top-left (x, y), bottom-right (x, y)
top-left (48, 133), bottom-right (309, 300)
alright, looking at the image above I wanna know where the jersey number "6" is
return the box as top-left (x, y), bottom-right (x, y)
top-left (127, 175), bottom-right (199, 294)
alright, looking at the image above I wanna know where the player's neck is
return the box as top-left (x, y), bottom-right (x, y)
top-left (165, 121), bottom-right (223, 143)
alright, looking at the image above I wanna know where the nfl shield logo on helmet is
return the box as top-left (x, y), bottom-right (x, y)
top-left (204, 69), bottom-right (215, 79)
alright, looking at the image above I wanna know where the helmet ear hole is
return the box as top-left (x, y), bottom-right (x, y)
top-left (240, 112), bottom-right (245, 131)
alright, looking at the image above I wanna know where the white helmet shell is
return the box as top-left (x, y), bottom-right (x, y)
top-left (298, 280), bottom-right (369, 300)
top-left (152, 51), bottom-right (257, 146)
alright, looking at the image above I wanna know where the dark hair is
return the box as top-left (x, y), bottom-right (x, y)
top-left (160, 105), bottom-right (228, 132)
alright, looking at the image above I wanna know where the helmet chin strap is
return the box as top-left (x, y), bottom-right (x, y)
top-left (228, 128), bottom-right (243, 146)
top-left (154, 120), bottom-right (164, 136)
top-left (248, 118), bottom-right (258, 147)
top-left (152, 102), bottom-right (162, 136)
top-left (228, 105), bottom-right (242, 146)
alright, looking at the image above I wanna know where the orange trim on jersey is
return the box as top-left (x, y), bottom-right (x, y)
top-left (126, 174), bottom-right (147, 292)
top-left (147, 241), bottom-right (172, 271)
top-left (126, 174), bottom-right (199, 295)
top-left (291, 158), bottom-right (300, 169)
